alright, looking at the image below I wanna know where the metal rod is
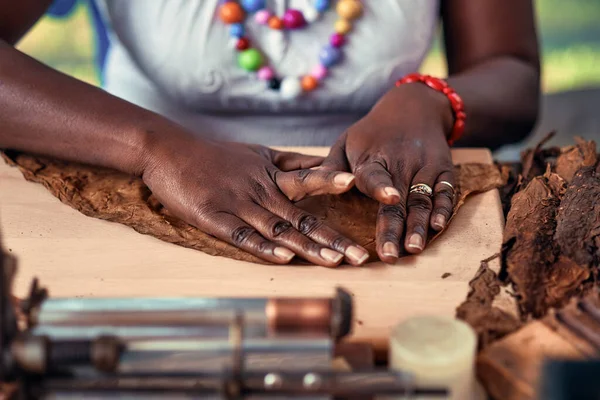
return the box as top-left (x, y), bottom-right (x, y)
top-left (40, 391), bottom-right (328, 400)
top-left (115, 337), bottom-right (332, 373)
top-left (33, 288), bottom-right (352, 339)
top-left (41, 392), bottom-right (224, 400)
top-left (15, 336), bottom-right (333, 375)
top-left (31, 324), bottom-right (266, 341)
top-left (36, 370), bottom-right (447, 398)
top-left (35, 305), bottom-right (267, 327)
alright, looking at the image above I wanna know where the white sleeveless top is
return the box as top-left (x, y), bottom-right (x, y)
top-left (98, 0), bottom-right (439, 145)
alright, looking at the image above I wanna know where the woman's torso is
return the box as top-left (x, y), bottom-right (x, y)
top-left (98, 0), bottom-right (440, 145)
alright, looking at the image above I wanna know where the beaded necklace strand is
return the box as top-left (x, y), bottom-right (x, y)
top-left (218, 0), bottom-right (363, 99)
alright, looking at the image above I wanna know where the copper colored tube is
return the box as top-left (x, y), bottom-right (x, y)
top-left (266, 288), bottom-right (352, 338)
top-left (266, 298), bottom-right (330, 335)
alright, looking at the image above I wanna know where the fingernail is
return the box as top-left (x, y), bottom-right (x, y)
top-left (384, 187), bottom-right (400, 200)
top-left (433, 214), bottom-right (446, 230)
top-left (407, 234), bottom-right (424, 251)
top-left (320, 248), bottom-right (344, 263)
top-left (382, 242), bottom-right (399, 258)
top-left (274, 247), bottom-right (295, 261)
top-left (346, 246), bottom-right (369, 265)
top-left (334, 172), bottom-right (355, 187)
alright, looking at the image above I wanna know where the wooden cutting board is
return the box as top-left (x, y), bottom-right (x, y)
top-left (0, 148), bottom-right (504, 353)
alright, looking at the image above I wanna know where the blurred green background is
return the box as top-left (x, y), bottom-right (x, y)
top-left (16, 0), bottom-right (600, 93)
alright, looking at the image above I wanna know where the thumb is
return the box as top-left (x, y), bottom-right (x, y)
top-left (275, 169), bottom-right (355, 202)
top-left (269, 150), bottom-right (324, 172)
top-left (320, 133), bottom-right (350, 172)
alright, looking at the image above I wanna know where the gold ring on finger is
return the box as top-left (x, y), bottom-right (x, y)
top-left (437, 181), bottom-right (455, 192)
top-left (409, 183), bottom-right (433, 197)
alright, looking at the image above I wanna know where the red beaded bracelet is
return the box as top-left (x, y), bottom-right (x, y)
top-left (395, 73), bottom-right (466, 146)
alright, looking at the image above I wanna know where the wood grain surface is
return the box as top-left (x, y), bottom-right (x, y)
top-left (0, 147), bottom-right (504, 353)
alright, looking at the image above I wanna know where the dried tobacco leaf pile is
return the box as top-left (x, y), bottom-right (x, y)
top-left (458, 134), bottom-right (600, 348)
top-left (1, 151), bottom-right (505, 265)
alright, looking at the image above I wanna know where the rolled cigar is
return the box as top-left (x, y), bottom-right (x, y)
top-left (32, 288), bottom-right (352, 339)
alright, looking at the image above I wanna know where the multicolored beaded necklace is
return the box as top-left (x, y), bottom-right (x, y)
top-left (218, 0), bottom-right (363, 99)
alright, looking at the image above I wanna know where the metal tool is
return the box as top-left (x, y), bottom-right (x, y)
top-left (27, 287), bottom-right (353, 339)
top-left (0, 236), bottom-right (448, 399)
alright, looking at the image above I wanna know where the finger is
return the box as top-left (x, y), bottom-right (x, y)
top-left (202, 212), bottom-right (296, 264)
top-left (276, 169), bottom-right (355, 201)
top-left (241, 204), bottom-right (345, 268)
top-left (320, 133), bottom-right (350, 172)
top-left (375, 203), bottom-right (407, 264)
top-left (269, 150), bottom-right (324, 171)
top-left (354, 161), bottom-right (401, 205)
top-left (374, 166), bottom-right (411, 263)
top-left (403, 169), bottom-right (436, 254)
top-left (430, 171), bottom-right (456, 231)
top-left (263, 194), bottom-right (370, 266)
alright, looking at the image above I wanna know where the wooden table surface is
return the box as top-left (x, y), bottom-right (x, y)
top-left (0, 148), bottom-right (504, 352)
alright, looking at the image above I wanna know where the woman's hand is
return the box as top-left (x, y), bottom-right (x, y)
top-left (141, 135), bottom-right (370, 267)
top-left (322, 83), bottom-right (457, 263)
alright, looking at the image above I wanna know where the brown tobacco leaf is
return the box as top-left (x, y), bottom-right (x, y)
top-left (496, 162), bottom-right (521, 219)
top-left (454, 163), bottom-right (508, 207)
top-left (456, 254), bottom-right (522, 348)
top-left (555, 137), bottom-right (597, 183)
top-left (2, 152), bottom-right (505, 265)
top-left (497, 132), bottom-right (562, 212)
top-left (1, 152), bottom-right (266, 263)
top-left (554, 166), bottom-right (600, 269)
top-left (502, 170), bottom-right (567, 317)
top-left (502, 166), bottom-right (593, 319)
top-left (298, 162), bottom-right (505, 261)
top-left (518, 131), bottom-right (562, 191)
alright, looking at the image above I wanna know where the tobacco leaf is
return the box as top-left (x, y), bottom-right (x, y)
top-left (1, 152), bottom-right (505, 264)
top-left (462, 136), bottom-right (599, 355)
top-left (502, 160), bottom-right (597, 319)
top-left (2, 151), bottom-right (266, 263)
top-left (502, 169), bottom-right (570, 318)
top-left (496, 162), bottom-right (521, 219)
top-left (554, 137), bottom-right (597, 183)
top-left (518, 131), bottom-right (560, 188)
top-left (499, 132), bottom-right (562, 211)
top-left (554, 166), bottom-right (600, 269)
top-left (456, 254), bottom-right (522, 348)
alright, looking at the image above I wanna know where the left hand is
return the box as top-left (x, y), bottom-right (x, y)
top-left (321, 83), bottom-right (457, 263)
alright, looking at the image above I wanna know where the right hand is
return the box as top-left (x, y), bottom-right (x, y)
top-left (141, 135), bottom-right (370, 267)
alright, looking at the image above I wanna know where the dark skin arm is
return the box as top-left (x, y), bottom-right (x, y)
top-left (322, 0), bottom-right (540, 262)
top-left (0, 2), bottom-right (370, 267)
top-left (443, 0), bottom-right (540, 147)
top-left (0, 0), bottom-right (51, 45)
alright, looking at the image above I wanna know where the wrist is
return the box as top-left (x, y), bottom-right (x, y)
top-left (418, 83), bottom-right (455, 135)
top-left (130, 116), bottom-right (200, 178)
top-left (136, 116), bottom-right (221, 181)
top-left (376, 83), bottom-right (453, 142)
top-left (395, 74), bottom-right (466, 145)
